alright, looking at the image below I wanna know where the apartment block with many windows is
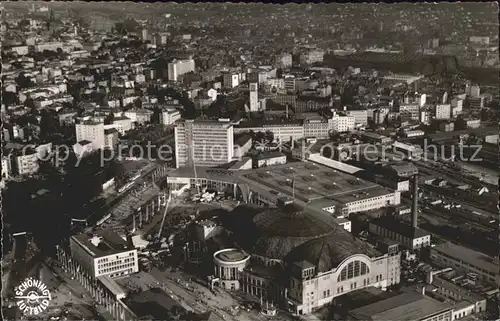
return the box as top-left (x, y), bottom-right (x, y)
top-left (175, 119), bottom-right (234, 168)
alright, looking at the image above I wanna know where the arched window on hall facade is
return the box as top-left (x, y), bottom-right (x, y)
top-left (337, 260), bottom-right (369, 282)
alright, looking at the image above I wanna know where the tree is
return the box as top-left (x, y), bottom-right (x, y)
top-left (264, 130), bottom-right (274, 143)
top-left (2, 90), bottom-right (18, 106)
top-left (435, 61), bottom-right (445, 75)
top-left (255, 131), bottom-right (265, 143)
top-left (18, 19), bottom-right (30, 29)
top-left (150, 57), bottom-right (167, 80)
top-left (134, 98), bottom-right (142, 109)
top-left (15, 73), bottom-right (35, 90)
top-left (124, 18), bottom-right (140, 33)
top-left (75, 16), bottom-right (90, 30)
top-left (422, 63), bottom-right (434, 76)
top-left (114, 18), bottom-right (139, 35)
top-left (104, 113), bottom-right (115, 125)
top-left (25, 97), bottom-right (36, 112)
top-left (46, 10), bottom-right (56, 30)
top-left (40, 110), bottom-right (60, 140)
top-left (114, 22), bottom-right (127, 35)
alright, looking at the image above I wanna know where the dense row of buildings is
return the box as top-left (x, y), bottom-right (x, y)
top-left (2, 3), bottom-right (498, 321)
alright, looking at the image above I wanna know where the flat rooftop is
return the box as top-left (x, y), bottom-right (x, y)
top-left (183, 118), bottom-right (233, 128)
top-left (429, 126), bottom-right (498, 142)
top-left (335, 286), bottom-right (397, 311)
top-left (349, 292), bottom-right (451, 321)
top-left (215, 249), bottom-right (249, 262)
top-left (169, 162), bottom-right (394, 209)
top-left (105, 183), bottom-right (161, 227)
top-left (71, 230), bottom-right (132, 258)
top-left (244, 263), bottom-right (282, 279)
top-left (240, 162), bottom-right (393, 205)
top-left (432, 242), bottom-right (498, 274)
top-left (97, 275), bottom-right (126, 298)
top-left (125, 288), bottom-right (184, 319)
top-left (432, 275), bottom-right (486, 303)
top-left (371, 216), bottom-right (430, 239)
top-left (168, 166), bottom-right (239, 183)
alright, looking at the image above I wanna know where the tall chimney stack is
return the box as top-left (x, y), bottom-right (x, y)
top-left (412, 174), bottom-right (419, 228)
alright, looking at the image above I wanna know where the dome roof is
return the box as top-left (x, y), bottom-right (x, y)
top-left (285, 233), bottom-right (381, 273)
top-left (253, 235), bottom-right (316, 260)
top-left (252, 203), bottom-right (336, 238)
top-left (250, 203), bottom-right (337, 259)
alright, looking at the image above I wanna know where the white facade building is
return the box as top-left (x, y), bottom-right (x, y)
top-left (346, 110), bottom-right (368, 126)
top-left (249, 82), bottom-right (259, 112)
top-left (168, 58), bottom-right (195, 82)
top-left (213, 248), bottom-right (251, 291)
top-left (399, 104), bottom-right (420, 121)
top-left (329, 112), bottom-right (355, 132)
top-left (469, 85), bottom-right (480, 98)
top-left (16, 152), bottom-right (39, 176)
top-left (109, 117), bottom-right (133, 135)
top-left (161, 108), bottom-right (181, 125)
top-left (223, 73), bottom-right (239, 89)
top-left (451, 98), bottom-right (464, 117)
top-left (435, 104), bottom-right (451, 120)
top-left (69, 231), bottom-right (139, 279)
top-left (2, 157), bottom-right (10, 181)
top-left (175, 119), bottom-right (235, 168)
top-left (287, 250), bottom-right (401, 315)
top-left (234, 123), bottom-right (305, 143)
top-left (255, 153), bottom-right (287, 168)
top-left (207, 88), bottom-right (218, 102)
top-left (75, 121), bottom-right (105, 150)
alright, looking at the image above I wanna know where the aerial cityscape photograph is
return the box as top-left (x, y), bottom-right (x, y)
top-left (0, 1), bottom-right (499, 321)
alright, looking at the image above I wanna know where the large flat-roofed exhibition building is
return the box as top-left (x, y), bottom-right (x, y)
top-left (167, 162), bottom-right (400, 217)
top-left (241, 162), bottom-right (400, 216)
top-left (348, 291), bottom-right (453, 321)
top-left (431, 242), bottom-right (500, 286)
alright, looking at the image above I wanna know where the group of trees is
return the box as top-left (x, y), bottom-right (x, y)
top-left (26, 49), bottom-right (69, 62)
top-left (114, 18), bottom-right (140, 35)
top-left (15, 73), bottom-right (35, 90)
top-left (247, 130), bottom-right (274, 144)
top-left (3, 147), bottom-right (126, 257)
top-left (39, 109), bottom-right (61, 140)
top-left (146, 86), bottom-right (196, 119)
top-left (2, 90), bottom-right (18, 107)
top-left (64, 150), bottom-right (123, 204)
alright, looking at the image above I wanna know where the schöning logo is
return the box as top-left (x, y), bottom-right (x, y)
top-left (14, 277), bottom-right (52, 316)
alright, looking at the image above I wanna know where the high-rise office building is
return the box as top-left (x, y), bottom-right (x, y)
top-left (168, 58), bottom-right (195, 82)
top-left (175, 119), bottom-right (234, 168)
top-left (249, 82), bottom-right (259, 112)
